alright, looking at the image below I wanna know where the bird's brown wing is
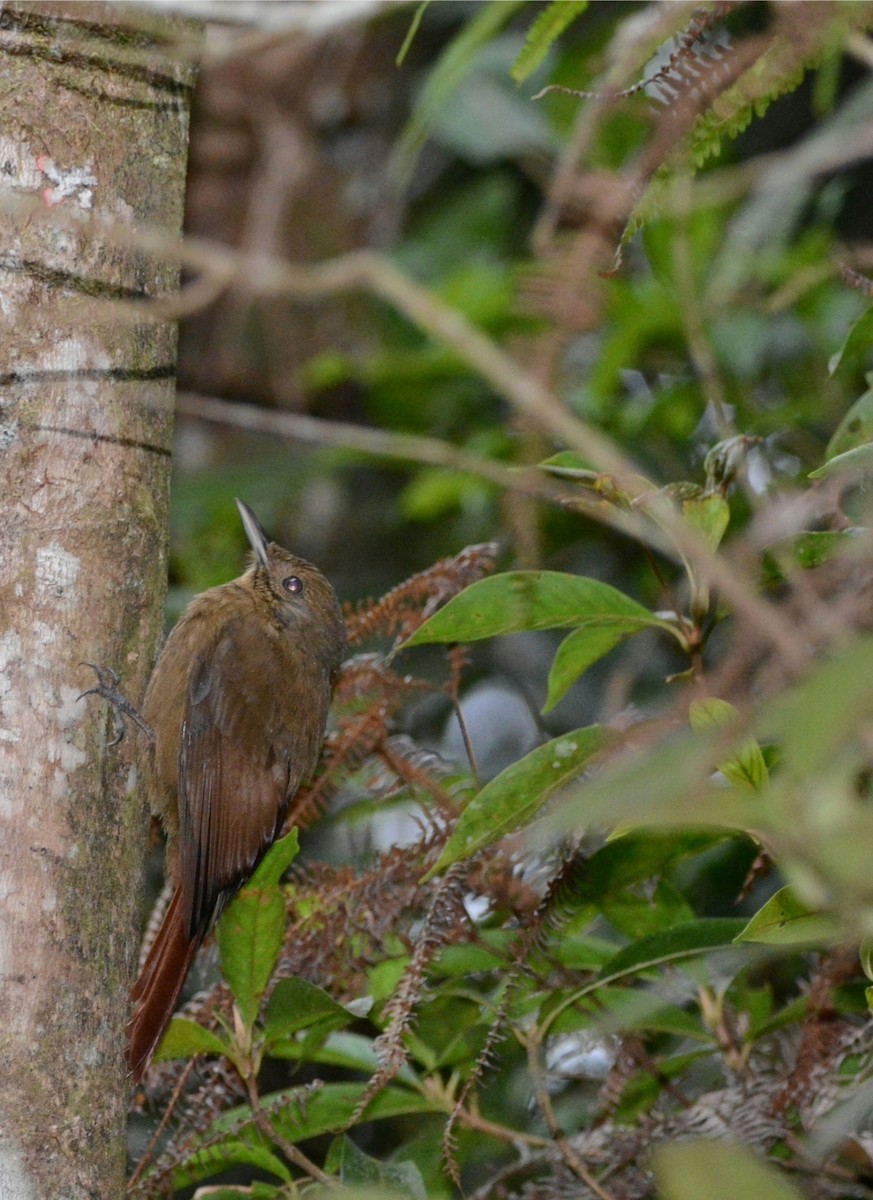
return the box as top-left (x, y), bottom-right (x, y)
top-left (178, 617), bottom-right (301, 942)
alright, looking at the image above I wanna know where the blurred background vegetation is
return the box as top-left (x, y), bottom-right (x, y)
top-left (131, 3), bottom-right (873, 1197)
top-left (169, 0), bottom-right (873, 747)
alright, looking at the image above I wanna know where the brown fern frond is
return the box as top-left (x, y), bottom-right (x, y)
top-left (438, 856), bottom-right (590, 1179)
top-left (287, 546), bottom-right (496, 834)
top-left (441, 852), bottom-right (593, 1181)
top-left (288, 705), bottom-right (392, 831)
top-left (520, 844), bottom-right (594, 954)
top-left (443, 973), bottom-right (516, 1186)
top-left (127, 1052), bottom-right (242, 1196)
top-left (840, 262), bottom-right (873, 299)
top-left (333, 651), bottom-right (440, 708)
top-left (273, 834), bottom-right (445, 1001)
top-left (774, 949), bottom-right (862, 1117)
top-left (647, 2), bottom-right (738, 107)
top-left (597, 1033), bottom-right (648, 1119)
top-left (533, 3), bottom-right (737, 107)
top-left (346, 862), bottom-right (470, 1126)
top-left (506, 1020), bottom-right (873, 1199)
top-left (376, 735), bottom-right (459, 819)
top-left (132, 1072), bottom-right (314, 1199)
top-left (344, 541), bottom-right (499, 647)
top-left (295, 722), bottom-right (448, 834)
top-left (524, 2), bottom-right (802, 325)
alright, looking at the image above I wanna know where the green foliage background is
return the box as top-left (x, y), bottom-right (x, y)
top-left (136, 4), bottom-right (873, 1198)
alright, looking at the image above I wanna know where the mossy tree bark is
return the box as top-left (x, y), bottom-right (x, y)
top-left (0, 5), bottom-right (197, 1196)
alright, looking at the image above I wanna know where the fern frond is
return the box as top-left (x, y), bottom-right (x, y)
top-left (344, 540), bottom-right (499, 647)
top-left (621, 3), bottom-right (873, 247)
top-left (442, 975), bottom-right (515, 1184)
top-left (533, 3), bottom-right (734, 104)
top-left (512, 0), bottom-right (589, 85)
top-left (347, 863), bottom-right (469, 1126)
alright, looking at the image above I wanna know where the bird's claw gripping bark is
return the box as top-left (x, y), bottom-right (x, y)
top-left (78, 663), bottom-right (156, 746)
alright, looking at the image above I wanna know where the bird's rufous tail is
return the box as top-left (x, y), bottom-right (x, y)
top-left (126, 888), bottom-right (197, 1082)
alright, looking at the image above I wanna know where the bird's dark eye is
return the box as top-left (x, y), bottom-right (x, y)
top-left (282, 575), bottom-right (303, 595)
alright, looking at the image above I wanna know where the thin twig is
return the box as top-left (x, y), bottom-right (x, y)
top-left (127, 1059), bottom-right (197, 1193)
top-left (174, 392), bottom-right (806, 674)
top-left (454, 1104), bottom-right (553, 1151)
top-left (524, 1029), bottom-right (618, 1200)
top-left (176, 391), bottom-right (562, 499)
top-left (670, 174), bottom-right (733, 439)
top-left (243, 1072), bottom-right (333, 1187)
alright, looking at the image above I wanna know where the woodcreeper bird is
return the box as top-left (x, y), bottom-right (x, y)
top-left (89, 500), bottom-right (345, 1080)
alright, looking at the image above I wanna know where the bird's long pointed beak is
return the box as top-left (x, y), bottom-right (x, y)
top-left (235, 498), bottom-right (270, 568)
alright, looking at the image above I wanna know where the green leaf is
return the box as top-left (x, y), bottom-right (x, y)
top-left (861, 936), bottom-right (873, 982)
top-left (544, 722), bottom-right (760, 839)
top-left (548, 984), bottom-right (710, 1040)
top-left (596, 919), bottom-right (748, 985)
top-left (271, 1030), bottom-right (420, 1085)
top-left (601, 878), bottom-right (696, 940)
top-left (247, 828), bottom-right (300, 888)
top-left (538, 453), bottom-right (634, 505)
top-left (423, 725), bottom-right (615, 879)
top-left (154, 1016), bottom-right (231, 1065)
top-left (654, 1140), bottom-right (804, 1200)
top-left (396, 1), bottom-right (430, 68)
top-left (403, 570), bottom-right (677, 648)
top-left (809, 440), bottom-right (873, 479)
top-left (170, 1140), bottom-right (292, 1191)
top-left (400, 467), bottom-right (490, 522)
top-left (717, 743), bottom-right (769, 791)
top-left (758, 633), bottom-right (873, 776)
top-left (579, 830), bottom-right (729, 903)
top-left (189, 1187), bottom-right (280, 1200)
top-left (688, 697), bottom-right (739, 730)
top-left (545, 622), bottom-right (648, 712)
top-left (511, 0), bottom-right (588, 83)
top-left (434, 939), bottom-right (508, 977)
top-left (689, 697), bottom-right (768, 790)
top-left (826, 382), bottom-right (873, 459)
top-left (828, 309), bottom-right (873, 377)
top-left (325, 1135), bottom-right (427, 1200)
top-left (274, 1030), bottom-right (376, 1070)
top-left (263, 977), bottom-right (354, 1045)
top-left (645, 491), bottom-right (729, 619)
top-left (681, 492), bottom-right (730, 553)
top-left (263, 1082), bottom-right (436, 1142)
top-left (538, 450), bottom-right (597, 478)
top-left (171, 1084), bottom-right (440, 1192)
top-left (736, 886), bottom-right (837, 946)
top-left (218, 885), bottom-right (286, 1030)
top-left (784, 530), bottom-right (859, 570)
top-left (553, 930), bottom-right (615, 971)
top-left (396, 0), bottom-right (526, 175)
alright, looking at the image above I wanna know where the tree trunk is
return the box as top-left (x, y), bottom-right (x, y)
top-left (0, 5), bottom-right (197, 1196)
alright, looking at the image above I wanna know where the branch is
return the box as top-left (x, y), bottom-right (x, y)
top-left (1, 188), bottom-right (810, 668)
top-left (243, 1072), bottom-right (332, 1187)
top-left (175, 391), bottom-right (563, 500)
top-left (0, 188), bottom-right (630, 476)
top-left (524, 1028), bottom-right (618, 1200)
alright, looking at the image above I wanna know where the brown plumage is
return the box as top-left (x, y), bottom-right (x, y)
top-left (127, 499), bottom-right (345, 1080)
